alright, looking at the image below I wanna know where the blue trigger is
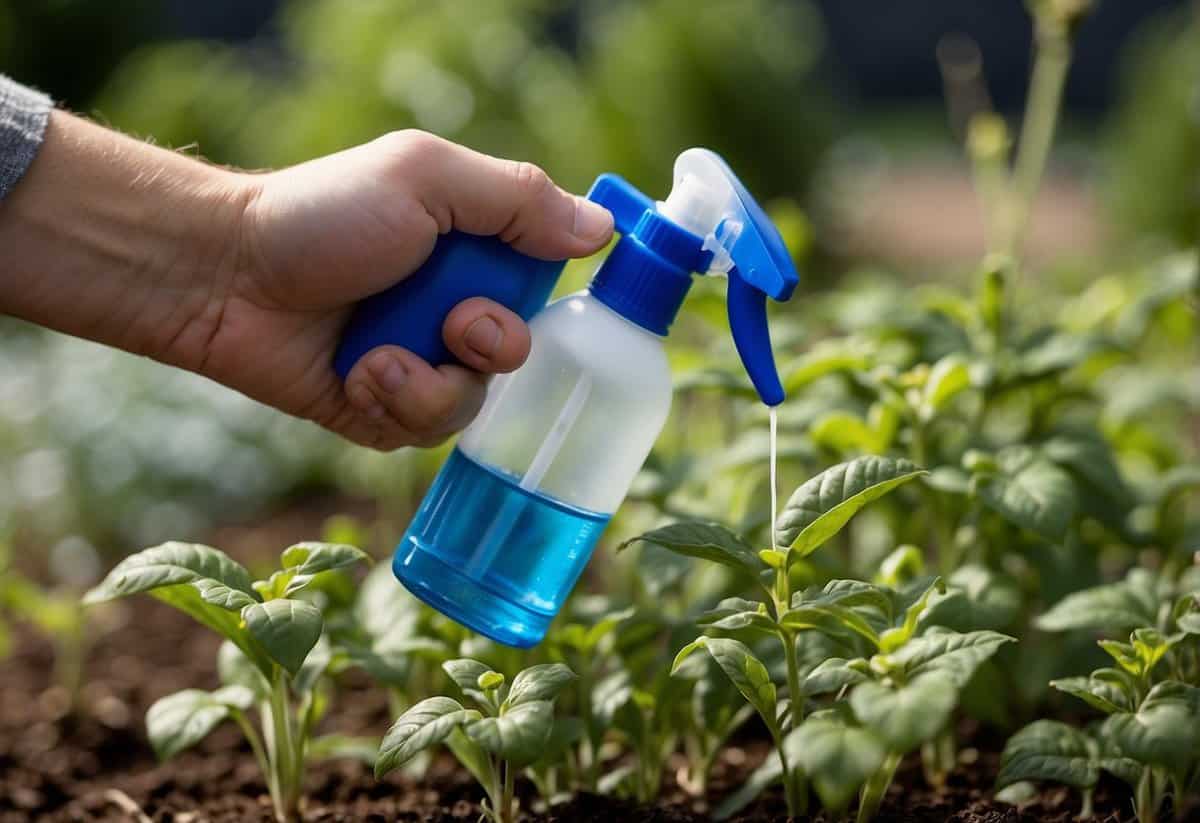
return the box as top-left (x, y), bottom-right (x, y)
top-left (727, 272), bottom-right (784, 407)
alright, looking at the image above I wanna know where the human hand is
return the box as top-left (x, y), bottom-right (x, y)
top-left (0, 116), bottom-right (613, 449)
top-left (209, 131), bottom-right (614, 449)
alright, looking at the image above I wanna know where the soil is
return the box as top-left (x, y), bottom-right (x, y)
top-left (0, 511), bottom-right (1179, 822)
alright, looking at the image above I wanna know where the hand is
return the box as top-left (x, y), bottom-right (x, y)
top-left (208, 131), bottom-right (614, 449)
top-left (0, 116), bottom-right (614, 449)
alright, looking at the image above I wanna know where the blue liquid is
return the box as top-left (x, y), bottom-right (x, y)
top-left (393, 448), bottom-right (611, 647)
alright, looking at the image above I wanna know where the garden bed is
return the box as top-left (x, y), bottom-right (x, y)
top-left (1, 602), bottom-right (1137, 823)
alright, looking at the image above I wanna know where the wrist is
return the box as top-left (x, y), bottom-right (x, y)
top-left (0, 111), bottom-right (251, 368)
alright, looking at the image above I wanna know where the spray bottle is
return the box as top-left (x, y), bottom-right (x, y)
top-left (334, 148), bottom-right (798, 646)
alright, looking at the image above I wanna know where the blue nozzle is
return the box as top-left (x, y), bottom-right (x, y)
top-left (584, 150), bottom-right (800, 407)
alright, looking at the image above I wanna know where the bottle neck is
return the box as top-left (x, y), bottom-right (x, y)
top-left (587, 210), bottom-right (708, 337)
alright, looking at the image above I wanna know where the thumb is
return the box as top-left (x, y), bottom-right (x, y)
top-left (381, 131), bottom-right (614, 260)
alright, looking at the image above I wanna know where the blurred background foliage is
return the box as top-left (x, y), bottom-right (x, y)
top-left (0, 0), bottom-right (1195, 581)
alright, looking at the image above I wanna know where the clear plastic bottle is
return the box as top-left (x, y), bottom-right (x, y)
top-left (336, 148), bottom-right (799, 647)
top-left (394, 291), bottom-right (672, 645)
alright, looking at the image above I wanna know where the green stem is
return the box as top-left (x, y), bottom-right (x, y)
top-left (500, 761), bottom-right (515, 823)
top-left (232, 710), bottom-right (272, 787)
top-left (1080, 786), bottom-right (1095, 819)
top-left (857, 752), bottom-right (902, 823)
top-left (782, 629), bottom-right (805, 730)
top-left (1000, 18), bottom-right (1072, 263)
top-left (267, 671), bottom-right (301, 823)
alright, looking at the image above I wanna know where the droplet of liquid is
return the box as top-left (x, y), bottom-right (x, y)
top-left (769, 406), bottom-right (778, 552)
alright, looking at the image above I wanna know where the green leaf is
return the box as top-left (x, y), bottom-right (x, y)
top-left (148, 585), bottom-right (273, 676)
top-left (878, 577), bottom-right (945, 652)
top-left (617, 522), bottom-right (763, 581)
top-left (83, 542), bottom-right (257, 606)
top-left (920, 355), bottom-right (971, 419)
top-left (702, 610), bottom-right (779, 635)
top-left (996, 720), bottom-right (1099, 790)
top-left (849, 675), bottom-right (957, 753)
top-left (776, 456), bottom-right (925, 559)
top-left (445, 728), bottom-right (497, 791)
top-left (281, 541), bottom-right (370, 575)
top-left (505, 664), bottom-right (576, 708)
top-left (467, 700), bottom-right (555, 767)
top-left (974, 447), bottom-right (1077, 542)
top-left (1102, 681), bottom-right (1200, 766)
top-left (672, 637), bottom-right (777, 734)
top-left (241, 599), bottom-right (323, 675)
top-left (1036, 573), bottom-right (1159, 633)
top-left (443, 659), bottom-right (492, 706)
top-left (875, 545), bottom-right (926, 588)
top-left (376, 697), bottom-right (481, 777)
top-left (780, 603), bottom-right (880, 647)
top-left (787, 718), bottom-right (887, 812)
top-left (1050, 669), bottom-right (1136, 715)
top-left (1042, 430), bottom-right (1134, 511)
top-left (803, 658), bottom-right (868, 696)
top-left (145, 688), bottom-right (250, 760)
top-left (888, 629), bottom-right (1014, 687)
top-left (782, 341), bottom-right (873, 393)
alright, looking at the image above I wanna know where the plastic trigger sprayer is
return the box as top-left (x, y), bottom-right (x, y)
top-left (333, 148), bottom-right (799, 646)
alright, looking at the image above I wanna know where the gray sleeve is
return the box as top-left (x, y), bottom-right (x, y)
top-left (0, 75), bottom-right (53, 202)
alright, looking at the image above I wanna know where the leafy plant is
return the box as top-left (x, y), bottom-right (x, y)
top-left (625, 456), bottom-right (1008, 819)
top-left (83, 540), bottom-right (370, 822)
top-left (376, 658), bottom-right (577, 823)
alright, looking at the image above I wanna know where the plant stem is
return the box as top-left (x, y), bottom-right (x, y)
top-left (999, 16), bottom-right (1072, 263)
top-left (266, 671), bottom-right (301, 823)
top-left (782, 630), bottom-right (805, 730)
top-left (500, 761), bottom-right (515, 823)
top-left (857, 752), bottom-right (902, 823)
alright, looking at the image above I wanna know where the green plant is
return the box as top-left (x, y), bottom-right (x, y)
top-left (83, 540), bottom-right (370, 822)
top-left (622, 456), bottom-right (1008, 819)
top-left (375, 658), bottom-right (577, 823)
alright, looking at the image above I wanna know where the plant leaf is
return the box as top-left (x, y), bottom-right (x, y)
top-left (920, 354), bottom-right (971, 419)
top-left (241, 599), bottom-right (323, 675)
top-left (780, 604), bottom-right (880, 647)
top-left (673, 637), bottom-right (777, 735)
top-left (787, 718), bottom-right (887, 812)
top-left (888, 629), bottom-right (1014, 687)
top-left (307, 734), bottom-right (379, 766)
top-left (145, 689), bottom-right (239, 761)
top-left (878, 577), bottom-right (944, 652)
top-left (467, 700), bottom-right (555, 767)
top-left (849, 674), bottom-right (957, 753)
top-left (443, 659), bottom-right (493, 706)
top-left (83, 542), bottom-right (256, 606)
top-left (149, 585), bottom-right (273, 676)
top-left (505, 664), bottom-right (576, 708)
top-left (921, 565), bottom-right (1021, 633)
top-left (1035, 573), bottom-right (1160, 633)
top-left (617, 522), bottom-right (763, 581)
top-left (803, 658), bottom-right (868, 696)
top-left (376, 696), bottom-right (480, 777)
top-left (996, 720), bottom-right (1099, 790)
top-left (217, 640), bottom-right (269, 697)
top-left (1050, 669), bottom-right (1136, 715)
top-left (975, 447), bottom-right (1076, 542)
top-left (1102, 681), bottom-right (1200, 766)
top-left (776, 456), bottom-right (925, 559)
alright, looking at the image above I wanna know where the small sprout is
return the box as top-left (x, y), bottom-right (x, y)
top-left (478, 671), bottom-right (505, 692)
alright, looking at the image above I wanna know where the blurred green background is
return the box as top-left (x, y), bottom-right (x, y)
top-left (0, 0), bottom-right (1195, 579)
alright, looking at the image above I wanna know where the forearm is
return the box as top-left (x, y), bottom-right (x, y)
top-left (0, 111), bottom-right (247, 366)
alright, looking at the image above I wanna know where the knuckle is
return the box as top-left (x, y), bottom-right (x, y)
top-left (378, 129), bottom-right (447, 169)
top-left (510, 161), bottom-right (552, 201)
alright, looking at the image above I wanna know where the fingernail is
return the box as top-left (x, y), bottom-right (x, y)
top-left (573, 198), bottom-right (613, 240)
top-left (369, 356), bottom-right (407, 393)
top-left (464, 316), bottom-right (503, 358)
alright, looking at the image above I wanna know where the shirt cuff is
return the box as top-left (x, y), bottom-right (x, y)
top-left (0, 75), bottom-right (53, 203)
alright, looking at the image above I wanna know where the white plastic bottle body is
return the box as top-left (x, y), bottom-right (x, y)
top-left (393, 289), bottom-right (672, 647)
top-left (457, 290), bottom-right (673, 513)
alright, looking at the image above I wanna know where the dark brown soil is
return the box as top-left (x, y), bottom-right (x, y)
top-left (0, 510), bottom-right (1161, 822)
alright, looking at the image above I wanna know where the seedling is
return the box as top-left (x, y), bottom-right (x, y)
top-left (998, 569), bottom-right (1200, 821)
top-left (375, 658), bottom-right (576, 823)
top-left (84, 540), bottom-right (369, 822)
